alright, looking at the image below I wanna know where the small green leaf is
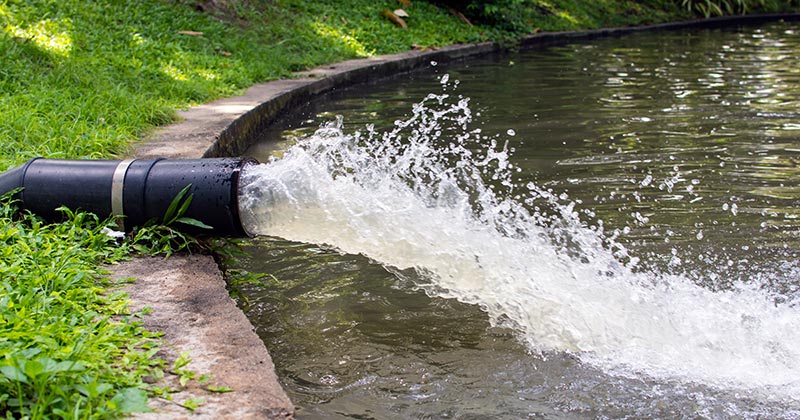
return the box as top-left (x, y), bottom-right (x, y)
top-left (20, 348), bottom-right (42, 359)
top-left (175, 194), bottom-right (194, 222)
top-left (0, 365), bottom-right (28, 384)
top-left (111, 387), bottom-right (151, 413)
top-left (53, 360), bottom-right (86, 372)
top-left (76, 382), bottom-right (113, 399)
top-left (207, 385), bottom-right (233, 393)
top-left (163, 184), bottom-right (193, 225)
top-left (179, 373), bottom-right (192, 387)
top-left (22, 359), bottom-right (43, 378)
top-left (173, 352), bottom-right (192, 370)
top-left (180, 397), bottom-right (206, 411)
top-left (175, 217), bottom-right (213, 230)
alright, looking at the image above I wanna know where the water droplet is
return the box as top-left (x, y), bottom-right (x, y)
top-left (506, 129), bottom-right (516, 136)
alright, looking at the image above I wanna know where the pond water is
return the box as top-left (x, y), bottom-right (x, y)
top-left (228, 21), bottom-right (800, 419)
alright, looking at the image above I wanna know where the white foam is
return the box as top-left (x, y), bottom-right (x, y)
top-left (238, 93), bottom-right (800, 400)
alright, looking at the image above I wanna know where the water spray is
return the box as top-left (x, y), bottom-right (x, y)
top-left (0, 157), bottom-right (256, 236)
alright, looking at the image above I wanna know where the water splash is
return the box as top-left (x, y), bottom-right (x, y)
top-left (238, 90), bottom-right (800, 400)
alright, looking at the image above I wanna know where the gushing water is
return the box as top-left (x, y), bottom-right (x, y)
top-left (238, 90), bottom-right (800, 402)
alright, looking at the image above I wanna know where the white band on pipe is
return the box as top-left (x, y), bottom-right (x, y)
top-left (111, 159), bottom-right (134, 231)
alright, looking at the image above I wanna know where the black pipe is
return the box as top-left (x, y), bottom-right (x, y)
top-left (0, 157), bottom-right (257, 237)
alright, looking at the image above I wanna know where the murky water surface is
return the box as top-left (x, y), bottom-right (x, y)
top-left (229, 22), bottom-right (800, 419)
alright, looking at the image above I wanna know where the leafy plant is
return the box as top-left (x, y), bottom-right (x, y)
top-left (148, 351), bottom-right (232, 410)
top-left (130, 184), bottom-right (212, 257)
top-left (427, 0), bottom-right (535, 33)
top-left (171, 352), bottom-right (197, 387)
top-left (161, 184), bottom-right (214, 230)
top-left (180, 397), bottom-right (207, 411)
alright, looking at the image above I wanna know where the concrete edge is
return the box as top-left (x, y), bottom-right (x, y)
top-left (119, 12), bottom-right (800, 419)
top-left (135, 12), bottom-right (800, 161)
top-left (518, 12), bottom-right (800, 48)
top-left (113, 255), bottom-right (294, 420)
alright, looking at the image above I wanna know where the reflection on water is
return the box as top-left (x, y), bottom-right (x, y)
top-left (229, 22), bottom-right (800, 419)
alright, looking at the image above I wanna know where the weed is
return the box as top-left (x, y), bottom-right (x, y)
top-left (146, 351), bottom-right (233, 411)
top-left (129, 184), bottom-right (212, 258)
top-left (179, 397), bottom-right (206, 411)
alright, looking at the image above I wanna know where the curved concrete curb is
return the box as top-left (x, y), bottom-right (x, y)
top-left (135, 13), bottom-right (800, 161)
top-left (135, 42), bottom-right (496, 160)
top-left (517, 12), bottom-right (800, 48)
top-left (117, 12), bottom-right (800, 419)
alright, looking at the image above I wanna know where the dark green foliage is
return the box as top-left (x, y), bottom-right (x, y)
top-left (430, 0), bottom-right (535, 32)
top-left (425, 0), bottom-right (691, 35)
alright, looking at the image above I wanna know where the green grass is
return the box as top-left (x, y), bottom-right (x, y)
top-left (2, 0), bottom-right (800, 418)
top-left (1, 0), bottom-right (282, 169)
top-left (4, 0), bottom-right (796, 171)
top-left (0, 0), bottom-right (737, 171)
top-left (0, 202), bottom-right (162, 418)
top-left (0, 0), bottom-right (491, 171)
